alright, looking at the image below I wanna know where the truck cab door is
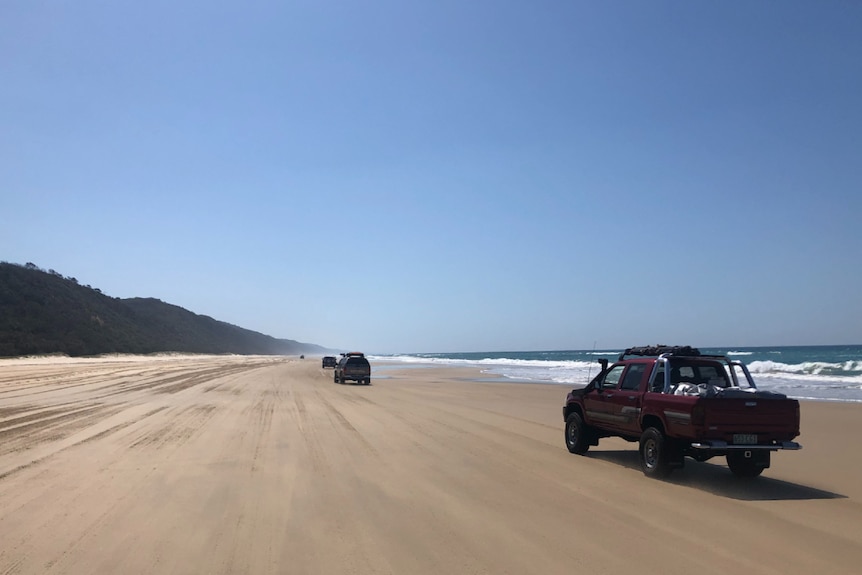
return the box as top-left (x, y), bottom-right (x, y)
top-left (605, 363), bottom-right (647, 434)
top-left (583, 364), bottom-right (625, 427)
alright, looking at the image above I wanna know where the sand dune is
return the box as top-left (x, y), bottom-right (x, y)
top-left (1, 356), bottom-right (859, 574)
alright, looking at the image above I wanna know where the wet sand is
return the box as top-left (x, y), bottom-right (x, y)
top-left (1, 356), bottom-right (860, 574)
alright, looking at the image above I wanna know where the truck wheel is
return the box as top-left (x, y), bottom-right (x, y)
top-left (364, 378), bottom-right (371, 385)
top-left (334, 372), bottom-right (339, 384)
top-left (565, 412), bottom-right (590, 454)
top-left (639, 427), bottom-right (673, 478)
top-left (727, 451), bottom-right (767, 478)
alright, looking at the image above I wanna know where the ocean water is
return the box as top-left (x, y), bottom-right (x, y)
top-left (370, 345), bottom-right (862, 403)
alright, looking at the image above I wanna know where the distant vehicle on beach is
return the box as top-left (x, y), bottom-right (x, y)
top-left (334, 352), bottom-right (371, 385)
top-left (563, 345), bottom-right (801, 479)
top-left (321, 356), bottom-right (337, 368)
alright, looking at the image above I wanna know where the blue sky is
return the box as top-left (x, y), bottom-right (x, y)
top-left (2, 1), bottom-right (860, 353)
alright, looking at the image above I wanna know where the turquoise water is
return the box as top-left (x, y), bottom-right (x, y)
top-left (371, 345), bottom-right (862, 403)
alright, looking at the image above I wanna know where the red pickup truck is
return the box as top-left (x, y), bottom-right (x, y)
top-left (563, 346), bottom-right (801, 478)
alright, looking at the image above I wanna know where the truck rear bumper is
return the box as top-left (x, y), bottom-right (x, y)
top-left (690, 440), bottom-right (802, 451)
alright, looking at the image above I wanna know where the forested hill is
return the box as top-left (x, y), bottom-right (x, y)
top-left (0, 262), bottom-right (328, 358)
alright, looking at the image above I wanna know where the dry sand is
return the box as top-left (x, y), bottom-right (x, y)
top-left (1, 355), bottom-right (860, 574)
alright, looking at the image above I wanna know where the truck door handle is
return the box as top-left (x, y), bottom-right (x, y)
top-left (628, 396), bottom-right (636, 400)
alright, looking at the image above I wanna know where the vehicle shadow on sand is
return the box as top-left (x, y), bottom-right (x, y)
top-left (587, 450), bottom-right (846, 501)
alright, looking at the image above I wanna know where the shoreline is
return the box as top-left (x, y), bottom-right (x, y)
top-left (373, 360), bottom-right (862, 403)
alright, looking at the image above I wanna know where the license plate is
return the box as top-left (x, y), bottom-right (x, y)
top-left (733, 434), bottom-right (758, 445)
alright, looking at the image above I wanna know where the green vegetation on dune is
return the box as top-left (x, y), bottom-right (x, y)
top-left (0, 262), bottom-right (326, 358)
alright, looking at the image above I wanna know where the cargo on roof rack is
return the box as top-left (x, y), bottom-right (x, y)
top-left (619, 345), bottom-right (701, 360)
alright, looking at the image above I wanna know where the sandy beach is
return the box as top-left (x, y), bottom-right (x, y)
top-left (1, 355), bottom-right (860, 574)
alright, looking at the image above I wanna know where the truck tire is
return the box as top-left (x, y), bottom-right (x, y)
top-left (565, 412), bottom-right (590, 454)
top-left (334, 372), bottom-right (340, 384)
top-left (727, 451), bottom-right (767, 478)
top-left (639, 427), bottom-right (673, 478)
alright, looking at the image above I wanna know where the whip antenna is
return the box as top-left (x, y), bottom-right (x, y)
top-left (585, 340), bottom-right (597, 383)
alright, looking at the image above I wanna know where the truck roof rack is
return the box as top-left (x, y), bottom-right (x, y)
top-left (619, 345), bottom-right (701, 360)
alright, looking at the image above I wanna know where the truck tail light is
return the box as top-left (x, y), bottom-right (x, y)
top-left (795, 402), bottom-right (800, 432)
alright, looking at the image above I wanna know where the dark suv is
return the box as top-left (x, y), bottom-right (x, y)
top-left (321, 356), bottom-right (337, 368)
top-left (334, 352), bottom-right (371, 385)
